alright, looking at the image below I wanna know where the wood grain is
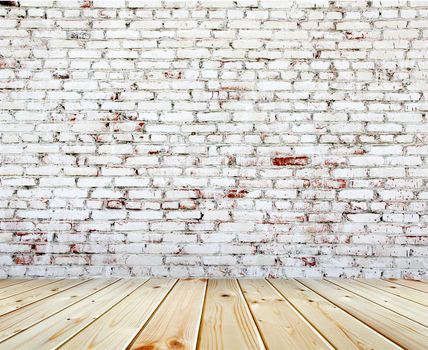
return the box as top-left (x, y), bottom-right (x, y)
top-left (269, 279), bottom-right (400, 350)
top-left (129, 278), bottom-right (207, 350)
top-left (0, 279), bottom-right (116, 342)
top-left (239, 279), bottom-right (332, 350)
top-left (59, 279), bottom-right (176, 350)
top-left (0, 279), bottom-right (58, 299)
top-left (0, 278), bottom-right (425, 349)
top-left (300, 278), bottom-right (428, 349)
top-left (0, 280), bottom-right (27, 289)
top-left (357, 279), bottom-right (428, 307)
top-left (198, 279), bottom-right (265, 350)
top-left (386, 279), bottom-right (428, 293)
top-left (327, 278), bottom-right (428, 327)
top-left (0, 279), bottom-right (86, 316)
top-left (0, 279), bottom-right (145, 349)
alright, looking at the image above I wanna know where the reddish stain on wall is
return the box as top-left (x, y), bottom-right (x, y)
top-left (354, 148), bottom-right (366, 155)
top-left (80, 0), bottom-right (91, 8)
top-left (164, 71), bottom-right (182, 79)
top-left (301, 257), bottom-right (317, 267)
top-left (179, 201), bottom-right (198, 210)
top-left (272, 156), bottom-right (309, 166)
top-left (311, 179), bottom-right (347, 189)
top-left (14, 255), bottom-right (34, 265)
top-left (0, 59), bottom-right (16, 68)
top-left (345, 31), bottom-right (367, 40)
top-left (227, 189), bottom-right (248, 198)
top-left (69, 244), bottom-right (80, 253)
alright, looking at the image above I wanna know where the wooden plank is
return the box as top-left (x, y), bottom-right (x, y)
top-left (0, 280), bottom-right (27, 289)
top-left (268, 279), bottom-right (400, 350)
top-left (129, 278), bottom-right (207, 350)
top-left (59, 279), bottom-right (177, 350)
top-left (0, 279), bottom-right (87, 316)
top-left (327, 278), bottom-right (428, 327)
top-left (0, 278), bottom-right (116, 342)
top-left (239, 279), bottom-right (332, 350)
top-left (198, 279), bottom-right (265, 350)
top-left (0, 279), bottom-right (58, 299)
top-left (358, 279), bottom-right (428, 307)
top-left (299, 278), bottom-right (428, 349)
top-left (387, 279), bottom-right (428, 293)
top-left (0, 279), bottom-right (145, 349)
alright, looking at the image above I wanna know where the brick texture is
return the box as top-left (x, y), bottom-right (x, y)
top-left (0, 0), bottom-right (427, 278)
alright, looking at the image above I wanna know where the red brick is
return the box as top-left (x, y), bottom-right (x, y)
top-left (14, 255), bottom-right (34, 265)
top-left (226, 189), bottom-right (248, 198)
top-left (272, 156), bottom-right (309, 166)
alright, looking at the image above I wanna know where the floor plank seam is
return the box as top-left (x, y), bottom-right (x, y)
top-left (355, 279), bottom-right (428, 307)
top-left (297, 279), bottom-right (419, 349)
top-left (234, 279), bottom-right (266, 349)
top-left (0, 278), bottom-right (427, 350)
top-left (325, 279), bottom-right (428, 329)
top-left (194, 279), bottom-right (208, 350)
top-left (292, 279), bottom-right (404, 350)
top-left (0, 279), bottom-right (61, 301)
top-left (388, 279), bottom-right (428, 293)
top-left (266, 279), bottom-right (336, 350)
top-left (0, 279), bottom-right (90, 318)
top-left (124, 279), bottom-right (179, 350)
top-left (0, 279), bottom-right (119, 344)
top-left (235, 280), bottom-right (268, 350)
top-left (54, 278), bottom-right (150, 350)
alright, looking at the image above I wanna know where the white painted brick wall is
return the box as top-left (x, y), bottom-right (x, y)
top-left (0, 0), bottom-right (427, 279)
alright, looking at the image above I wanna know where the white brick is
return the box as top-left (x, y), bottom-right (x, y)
top-left (338, 190), bottom-right (374, 200)
top-left (0, 1), bottom-right (426, 280)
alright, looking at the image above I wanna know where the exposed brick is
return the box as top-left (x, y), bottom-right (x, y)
top-left (52, 71), bottom-right (70, 79)
top-left (14, 255), bottom-right (34, 265)
top-left (226, 189), bottom-right (248, 198)
top-left (344, 31), bottom-right (367, 40)
top-left (0, 1), bottom-right (19, 6)
top-left (0, 59), bottom-right (16, 68)
top-left (301, 257), bottom-right (317, 267)
top-left (164, 71), bottom-right (182, 79)
top-left (272, 156), bottom-right (309, 166)
top-left (0, 1), bottom-right (426, 279)
top-left (80, 0), bottom-right (91, 8)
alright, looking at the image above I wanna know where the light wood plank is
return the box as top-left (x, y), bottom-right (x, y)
top-left (0, 277), bottom-right (424, 349)
top-left (0, 280), bottom-right (27, 289)
top-left (0, 278), bottom-right (116, 342)
top-left (358, 279), bottom-right (428, 307)
top-left (129, 278), bottom-right (207, 350)
top-left (239, 279), bottom-right (332, 350)
top-left (327, 278), bottom-right (428, 327)
top-left (198, 279), bottom-right (265, 350)
top-left (387, 279), bottom-right (428, 293)
top-left (299, 278), bottom-right (428, 349)
top-left (269, 279), bottom-right (400, 350)
top-left (0, 279), bottom-right (58, 299)
top-left (0, 279), bottom-right (87, 316)
top-left (0, 279), bottom-right (145, 349)
top-left (59, 279), bottom-right (177, 350)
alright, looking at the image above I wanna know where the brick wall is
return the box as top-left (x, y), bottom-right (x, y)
top-left (0, 0), bottom-right (427, 278)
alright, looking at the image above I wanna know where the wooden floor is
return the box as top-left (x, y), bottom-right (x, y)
top-left (0, 279), bottom-right (427, 349)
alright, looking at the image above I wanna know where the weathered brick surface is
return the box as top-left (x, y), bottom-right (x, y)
top-left (0, 0), bottom-right (427, 278)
